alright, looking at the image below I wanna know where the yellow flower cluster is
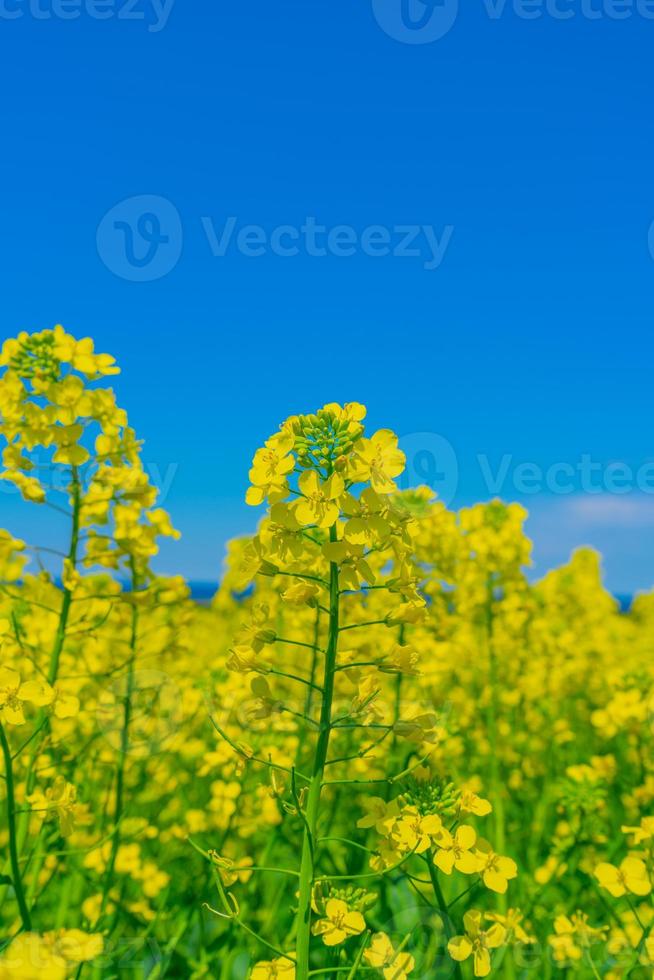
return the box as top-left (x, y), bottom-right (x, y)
top-left (1, 329), bottom-right (653, 979)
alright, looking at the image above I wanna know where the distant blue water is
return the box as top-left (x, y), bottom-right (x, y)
top-left (188, 581), bottom-right (220, 602)
top-left (186, 583), bottom-right (635, 612)
top-left (43, 580), bottom-right (635, 611)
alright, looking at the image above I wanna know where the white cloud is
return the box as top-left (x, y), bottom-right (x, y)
top-left (523, 494), bottom-right (654, 594)
top-left (562, 494), bottom-right (654, 528)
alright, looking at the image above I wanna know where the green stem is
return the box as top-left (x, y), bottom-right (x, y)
top-left (305, 607), bottom-right (322, 721)
top-left (426, 856), bottom-right (462, 980)
top-left (0, 469), bottom-right (83, 923)
top-left (339, 620), bottom-right (386, 632)
top-left (47, 467), bottom-right (82, 687)
top-left (485, 581), bottom-right (514, 980)
top-left (295, 526), bottom-right (340, 979)
top-left (24, 470), bottom-right (81, 799)
top-left (0, 722), bottom-right (32, 931)
top-left (585, 950), bottom-right (602, 980)
top-left (485, 584), bottom-right (502, 840)
top-left (99, 561), bottom-right (139, 921)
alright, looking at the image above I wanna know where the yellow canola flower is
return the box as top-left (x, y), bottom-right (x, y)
top-left (28, 776), bottom-right (78, 837)
top-left (351, 429), bottom-right (406, 494)
top-left (458, 790), bottom-right (492, 817)
top-left (281, 582), bottom-right (320, 606)
top-left (473, 839), bottom-right (518, 894)
top-left (621, 817), bottom-right (654, 845)
top-left (391, 807), bottom-right (442, 855)
top-left (0, 929), bottom-right (103, 979)
top-left (322, 540), bottom-right (376, 590)
top-left (295, 471), bottom-right (344, 528)
top-left (250, 957), bottom-right (296, 980)
top-left (342, 488), bottom-right (390, 545)
top-left (595, 857), bottom-right (652, 897)
top-left (433, 825), bottom-right (479, 875)
top-left (51, 688), bottom-right (81, 720)
top-left (448, 910), bottom-right (506, 978)
top-left (0, 667), bottom-right (54, 725)
top-left (321, 401), bottom-right (367, 423)
top-left (548, 913), bottom-right (607, 965)
top-left (485, 909), bottom-right (535, 945)
top-left (357, 797), bottom-right (401, 835)
top-left (364, 932), bottom-right (415, 979)
top-left (52, 325), bottom-right (119, 377)
top-left (44, 930), bottom-right (104, 964)
top-left (246, 432), bottom-right (296, 506)
top-left (212, 852), bottom-right (254, 887)
top-left (312, 898), bottom-right (366, 947)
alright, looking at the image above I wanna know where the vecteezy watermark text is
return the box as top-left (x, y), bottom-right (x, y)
top-left (483, 0), bottom-right (654, 19)
top-left (0, 0), bottom-right (175, 31)
top-left (372, 0), bottom-right (654, 44)
top-left (479, 453), bottom-right (654, 496)
top-left (96, 195), bottom-right (455, 280)
top-left (398, 433), bottom-right (654, 504)
top-left (0, 455), bottom-right (178, 504)
top-left (200, 216), bottom-right (454, 271)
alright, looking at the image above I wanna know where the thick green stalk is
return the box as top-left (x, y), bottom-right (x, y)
top-left (99, 563), bottom-right (139, 921)
top-left (0, 721), bottom-right (32, 931)
top-left (0, 468), bottom-right (83, 922)
top-left (427, 856), bottom-right (462, 980)
top-left (304, 606), bottom-right (322, 721)
top-left (26, 467), bottom-right (82, 794)
top-left (295, 529), bottom-right (340, 979)
top-left (484, 585), bottom-right (505, 850)
top-left (48, 466), bottom-right (82, 686)
top-left (485, 583), bottom-right (514, 979)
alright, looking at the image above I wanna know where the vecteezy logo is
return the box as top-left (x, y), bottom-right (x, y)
top-left (96, 194), bottom-right (182, 282)
top-left (398, 432), bottom-right (458, 505)
top-left (372, 0), bottom-right (458, 43)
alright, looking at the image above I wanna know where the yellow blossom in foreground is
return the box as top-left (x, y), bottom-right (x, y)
top-left (28, 777), bottom-right (78, 837)
top-left (357, 797), bottom-right (400, 835)
top-left (458, 790), bottom-right (492, 817)
top-left (246, 433), bottom-right (295, 506)
top-left (433, 825), bottom-right (479, 875)
top-left (474, 839), bottom-right (518, 894)
top-left (312, 899), bottom-right (366, 946)
top-left (295, 471), bottom-right (344, 528)
top-left (0, 667), bottom-right (53, 725)
top-left (392, 807), bottom-right (442, 855)
top-left (485, 909), bottom-right (534, 945)
top-left (0, 929), bottom-right (103, 979)
top-left (364, 932), bottom-right (415, 979)
top-left (43, 929), bottom-right (104, 964)
top-left (250, 957), bottom-right (296, 980)
top-left (351, 429), bottom-right (406, 494)
top-left (595, 857), bottom-right (652, 897)
top-left (448, 910), bottom-right (506, 977)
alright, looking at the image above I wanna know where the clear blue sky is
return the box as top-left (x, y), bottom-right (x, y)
top-left (1, 1), bottom-right (653, 593)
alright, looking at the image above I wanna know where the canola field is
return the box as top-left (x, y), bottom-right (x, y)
top-left (0, 326), bottom-right (653, 979)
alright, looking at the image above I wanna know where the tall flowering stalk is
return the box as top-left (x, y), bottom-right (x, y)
top-left (205, 405), bottom-right (519, 980)
top-left (0, 327), bottom-right (181, 972)
top-left (209, 405), bottom-right (411, 975)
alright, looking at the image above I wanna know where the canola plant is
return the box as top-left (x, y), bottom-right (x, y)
top-left (0, 327), bottom-right (653, 978)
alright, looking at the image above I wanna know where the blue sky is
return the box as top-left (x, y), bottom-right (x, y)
top-left (1, 1), bottom-right (653, 593)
